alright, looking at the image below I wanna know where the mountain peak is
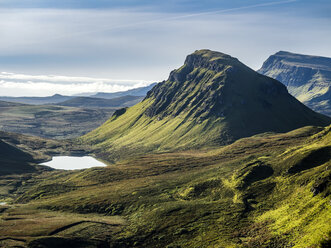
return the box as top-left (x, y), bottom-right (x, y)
top-left (274, 51), bottom-right (292, 56)
top-left (51, 94), bottom-right (64, 97)
top-left (165, 50), bottom-right (249, 89)
top-left (83, 50), bottom-right (330, 160)
top-left (183, 49), bottom-right (242, 69)
top-left (145, 49), bottom-right (283, 119)
top-left (191, 49), bottom-right (234, 60)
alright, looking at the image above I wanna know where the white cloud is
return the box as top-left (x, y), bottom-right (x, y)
top-left (0, 72), bottom-right (153, 96)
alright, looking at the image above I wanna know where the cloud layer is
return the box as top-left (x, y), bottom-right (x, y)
top-left (0, 72), bottom-right (152, 96)
top-left (0, 1), bottom-right (330, 96)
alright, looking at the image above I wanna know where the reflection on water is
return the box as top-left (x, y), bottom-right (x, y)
top-left (41, 156), bottom-right (107, 170)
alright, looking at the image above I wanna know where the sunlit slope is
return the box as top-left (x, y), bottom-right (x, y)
top-left (82, 50), bottom-right (330, 160)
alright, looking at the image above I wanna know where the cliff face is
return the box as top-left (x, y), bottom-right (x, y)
top-left (258, 51), bottom-right (331, 116)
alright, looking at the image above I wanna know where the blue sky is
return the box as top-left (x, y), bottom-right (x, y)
top-left (0, 0), bottom-right (330, 96)
top-left (0, 0), bottom-right (330, 13)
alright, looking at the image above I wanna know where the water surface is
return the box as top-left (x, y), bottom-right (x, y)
top-left (41, 156), bottom-right (107, 170)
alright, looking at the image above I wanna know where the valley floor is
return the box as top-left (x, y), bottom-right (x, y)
top-left (0, 125), bottom-right (330, 247)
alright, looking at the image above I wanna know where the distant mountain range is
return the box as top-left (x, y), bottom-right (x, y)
top-left (58, 95), bottom-right (144, 108)
top-left (0, 84), bottom-right (156, 138)
top-left (91, 83), bottom-right (157, 99)
top-left (82, 49), bottom-right (330, 161)
top-left (258, 51), bottom-right (331, 116)
top-left (0, 94), bottom-right (72, 105)
top-left (0, 83), bottom-right (156, 105)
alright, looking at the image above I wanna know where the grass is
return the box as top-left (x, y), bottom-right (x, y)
top-left (0, 124), bottom-right (330, 247)
top-left (257, 183), bottom-right (330, 247)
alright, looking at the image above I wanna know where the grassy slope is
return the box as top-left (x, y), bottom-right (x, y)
top-left (82, 50), bottom-right (330, 162)
top-left (82, 99), bottom-right (224, 161)
top-left (1, 125), bottom-right (330, 247)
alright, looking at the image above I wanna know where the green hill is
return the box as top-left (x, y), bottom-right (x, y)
top-left (258, 51), bottom-right (331, 116)
top-left (82, 49), bottom-right (330, 161)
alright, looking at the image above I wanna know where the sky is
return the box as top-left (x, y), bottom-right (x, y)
top-left (0, 0), bottom-right (330, 96)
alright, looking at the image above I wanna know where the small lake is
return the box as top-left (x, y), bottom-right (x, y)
top-left (41, 156), bottom-right (107, 170)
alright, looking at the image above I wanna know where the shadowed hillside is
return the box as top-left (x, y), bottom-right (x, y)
top-left (0, 140), bottom-right (36, 175)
